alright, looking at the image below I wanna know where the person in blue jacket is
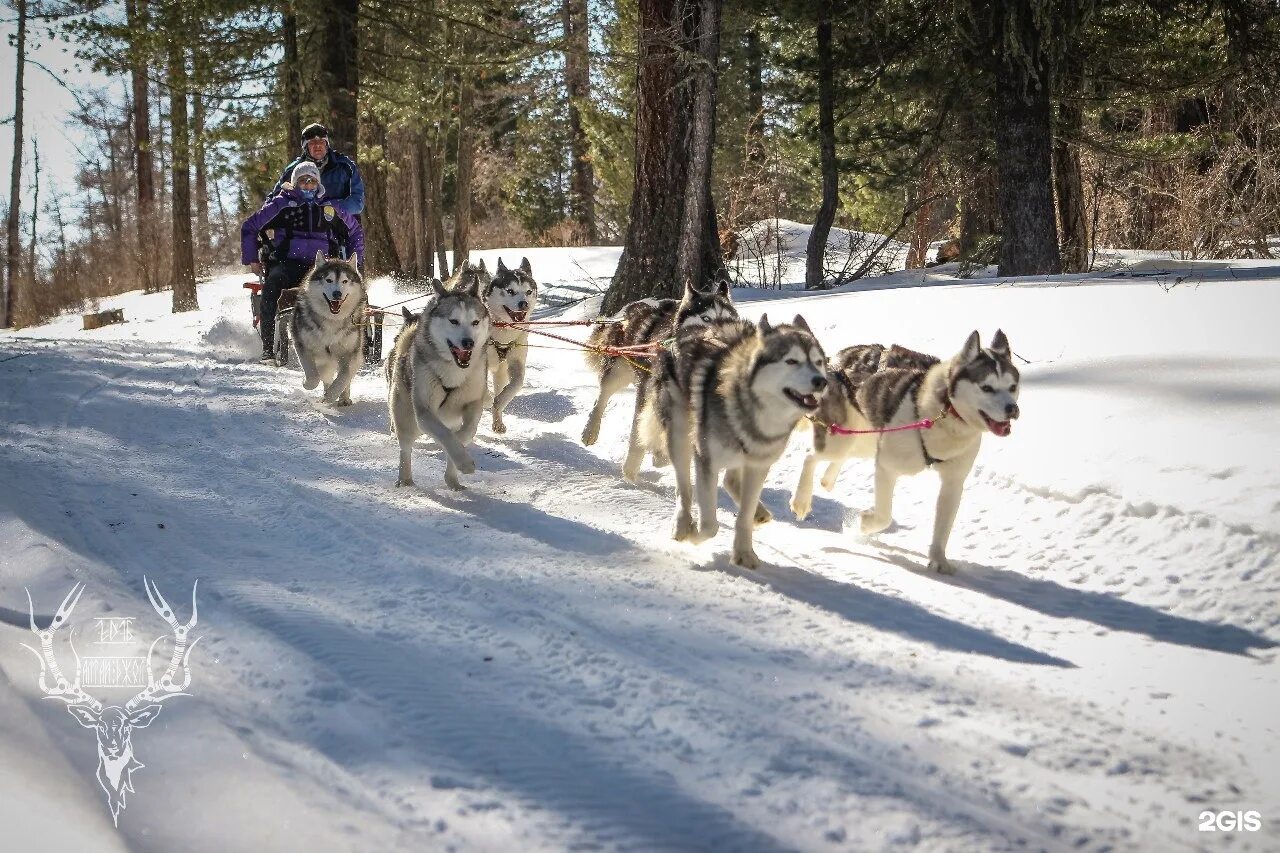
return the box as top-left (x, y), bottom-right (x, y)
top-left (270, 122), bottom-right (365, 217)
top-left (243, 162), bottom-right (364, 362)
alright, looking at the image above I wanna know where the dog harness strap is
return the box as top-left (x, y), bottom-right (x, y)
top-left (490, 339), bottom-right (515, 361)
top-left (913, 378), bottom-right (944, 468)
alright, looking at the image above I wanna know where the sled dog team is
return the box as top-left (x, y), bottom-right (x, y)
top-left (286, 252), bottom-right (1020, 574)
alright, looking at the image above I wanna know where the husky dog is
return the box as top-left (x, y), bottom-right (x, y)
top-left (582, 275), bottom-right (738, 448)
top-left (448, 258), bottom-right (492, 294)
top-left (637, 313), bottom-right (828, 568)
top-left (291, 251), bottom-right (368, 405)
top-left (386, 276), bottom-right (491, 489)
top-left (791, 344), bottom-right (942, 517)
top-left (480, 257), bottom-right (538, 434)
top-left (792, 330), bottom-right (1019, 574)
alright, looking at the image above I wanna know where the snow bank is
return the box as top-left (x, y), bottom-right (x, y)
top-left (729, 218), bottom-right (909, 288)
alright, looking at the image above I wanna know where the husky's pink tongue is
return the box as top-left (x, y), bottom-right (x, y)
top-left (983, 413), bottom-right (1012, 437)
top-left (452, 346), bottom-right (472, 367)
top-left (326, 296), bottom-right (345, 314)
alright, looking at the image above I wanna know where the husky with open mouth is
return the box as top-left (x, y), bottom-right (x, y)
top-left (479, 257), bottom-right (539, 434)
top-left (386, 275), bottom-right (491, 489)
top-left (291, 251), bottom-right (368, 405)
top-left (791, 330), bottom-right (1020, 575)
top-left (635, 313), bottom-right (828, 569)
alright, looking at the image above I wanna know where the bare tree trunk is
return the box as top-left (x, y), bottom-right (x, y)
top-left (192, 80), bottom-right (211, 262)
top-left (604, 0), bottom-right (726, 315)
top-left (1136, 104), bottom-right (1175, 249)
top-left (675, 0), bottom-right (721, 289)
top-left (563, 0), bottom-right (596, 242)
top-left (168, 39), bottom-right (198, 312)
top-left (357, 115), bottom-right (401, 275)
top-left (453, 77), bottom-right (475, 268)
top-left (745, 26), bottom-right (764, 165)
top-left (987, 0), bottom-right (1061, 276)
top-left (1054, 54), bottom-right (1088, 272)
top-left (127, 0), bottom-right (156, 292)
top-left (4, 0), bottom-right (27, 328)
top-left (281, 2), bottom-right (303, 155)
top-left (906, 156), bottom-right (936, 269)
top-left (429, 135), bottom-right (449, 278)
top-left (410, 133), bottom-right (428, 277)
top-left (27, 136), bottom-right (39, 280)
top-left (321, 0), bottom-right (359, 157)
top-left (805, 3), bottom-right (837, 289)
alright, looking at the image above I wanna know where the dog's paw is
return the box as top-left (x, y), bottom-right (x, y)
top-left (687, 522), bottom-right (718, 544)
top-left (622, 463), bottom-right (641, 483)
top-left (581, 424), bottom-right (599, 446)
top-left (455, 454), bottom-right (476, 475)
top-left (444, 475), bottom-right (466, 491)
top-left (303, 377), bottom-right (320, 391)
top-left (928, 555), bottom-right (956, 575)
top-left (860, 510), bottom-right (892, 536)
top-left (492, 417), bottom-right (507, 435)
top-left (395, 477), bottom-right (414, 488)
top-left (790, 495), bottom-right (812, 522)
top-left (731, 546), bottom-right (761, 570)
top-left (671, 511), bottom-right (696, 541)
top-left (820, 472), bottom-right (840, 492)
top-left (336, 395), bottom-right (353, 407)
top-left (651, 449), bottom-right (671, 468)
top-left (753, 504), bottom-right (773, 526)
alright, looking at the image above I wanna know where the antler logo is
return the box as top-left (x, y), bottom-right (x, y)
top-left (21, 578), bottom-right (200, 826)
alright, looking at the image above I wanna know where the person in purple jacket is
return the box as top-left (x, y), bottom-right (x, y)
top-left (242, 161), bottom-right (364, 361)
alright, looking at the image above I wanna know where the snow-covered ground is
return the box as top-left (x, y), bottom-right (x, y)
top-left (1, 248), bottom-right (1278, 851)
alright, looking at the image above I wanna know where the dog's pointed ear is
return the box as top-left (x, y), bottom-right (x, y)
top-left (758, 313), bottom-right (772, 336)
top-left (792, 314), bottom-right (811, 333)
top-left (520, 256), bottom-right (532, 275)
top-left (960, 330), bottom-right (981, 362)
top-left (718, 274), bottom-right (731, 297)
top-left (430, 278), bottom-right (447, 298)
top-left (496, 257), bottom-right (508, 275)
top-left (467, 273), bottom-right (483, 298)
top-left (314, 249), bottom-right (326, 267)
top-left (402, 306), bottom-right (414, 322)
top-left (348, 252), bottom-right (359, 272)
top-left (477, 258), bottom-right (488, 273)
top-left (990, 329), bottom-right (1010, 356)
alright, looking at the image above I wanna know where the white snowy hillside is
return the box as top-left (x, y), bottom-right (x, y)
top-left (1, 248), bottom-right (1278, 852)
top-left (729, 218), bottom-right (911, 287)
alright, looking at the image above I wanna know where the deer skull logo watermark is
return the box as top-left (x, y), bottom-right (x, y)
top-left (21, 578), bottom-right (200, 826)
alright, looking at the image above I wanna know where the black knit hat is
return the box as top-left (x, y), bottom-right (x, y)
top-left (301, 123), bottom-right (329, 142)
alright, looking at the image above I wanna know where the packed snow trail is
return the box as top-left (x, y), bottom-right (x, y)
top-left (1, 259), bottom-right (1277, 852)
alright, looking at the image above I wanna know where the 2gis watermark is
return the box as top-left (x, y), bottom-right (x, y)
top-left (1198, 810), bottom-right (1263, 833)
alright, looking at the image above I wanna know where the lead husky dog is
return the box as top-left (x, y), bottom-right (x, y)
top-left (637, 313), bottom-right (828, 568)
top-left (481, 257), bottom-right (538, 434)
top-left (791, 330), bottom-right (1019, 574)
top-left (581, 274), bottom-right (737, 447)
top-left (292, 250), bottom-right (368, 405)
top-left (386, 276), bottom-right (491, 489)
